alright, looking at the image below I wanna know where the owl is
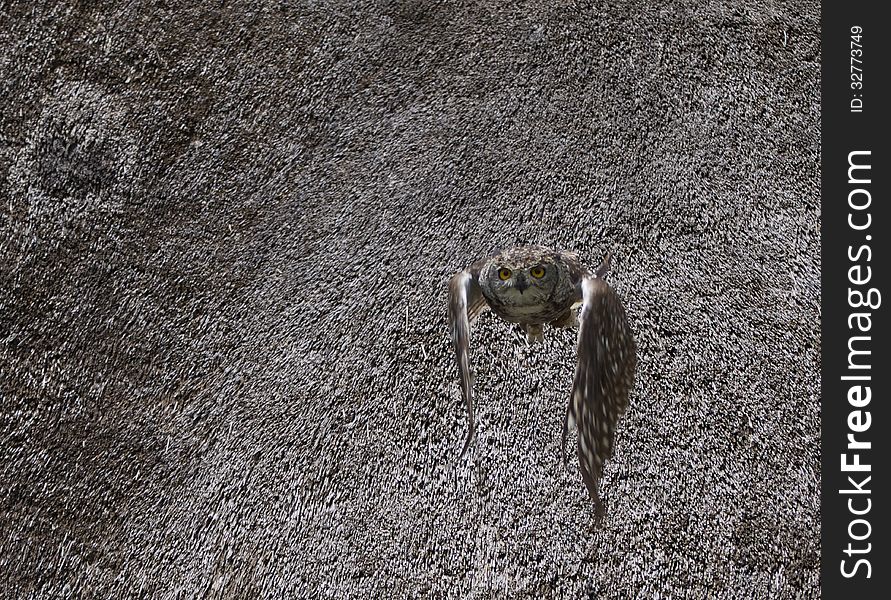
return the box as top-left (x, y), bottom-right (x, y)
top-left (447, 245), bottom-right (637, 517)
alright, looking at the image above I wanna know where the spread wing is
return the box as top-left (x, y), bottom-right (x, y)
top-left (561, 258), bottom-right (636, 518)
top-left (447, 260), bottom-right (490, 457)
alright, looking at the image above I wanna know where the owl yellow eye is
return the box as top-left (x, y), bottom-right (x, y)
top-left (498, 268), bottom-right (512, 280)
top-left (530, 266), bottom-right (545, 278)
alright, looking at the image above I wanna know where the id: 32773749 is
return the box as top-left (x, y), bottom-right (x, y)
top-left (850, 25), bottom-right (863, 113)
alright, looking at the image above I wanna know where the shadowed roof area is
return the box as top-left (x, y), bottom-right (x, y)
top-left (1, 1), bottom-right (820, 597)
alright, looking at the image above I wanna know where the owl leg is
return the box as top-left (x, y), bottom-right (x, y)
top-left (524, 323), bottom-right (544, 344)
top-left (549, 309), bottom-right (579, 329)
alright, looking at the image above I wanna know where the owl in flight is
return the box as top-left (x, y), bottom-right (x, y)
top-left (447, 245), bottom-right (636, 516)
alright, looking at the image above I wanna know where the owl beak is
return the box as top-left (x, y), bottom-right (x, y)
top-left (515, 277), bottom-right (529, 293)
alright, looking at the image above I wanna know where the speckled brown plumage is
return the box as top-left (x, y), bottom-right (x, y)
top-left (448, 245), bottom-right (636, 519)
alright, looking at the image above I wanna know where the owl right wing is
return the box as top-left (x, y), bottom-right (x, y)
top-left (562, 261), bottom-right (636, 518)
top-left (447, 260), bottom-right (490, 457)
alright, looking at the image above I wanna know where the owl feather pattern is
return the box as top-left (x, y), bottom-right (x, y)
top-left (447, 245), bottom-right (636, 518)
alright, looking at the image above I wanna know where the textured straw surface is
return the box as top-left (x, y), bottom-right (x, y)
top-left (1, 1), bottom-right (820, 597)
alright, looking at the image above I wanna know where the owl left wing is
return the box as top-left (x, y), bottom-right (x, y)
top-left (562, 272), bottom-right (636, 517)
top-left (447, 260), bottom-right (490, 457)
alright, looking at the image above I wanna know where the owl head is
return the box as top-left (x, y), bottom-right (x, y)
top-left (479, 246), bottom-right (564, 306)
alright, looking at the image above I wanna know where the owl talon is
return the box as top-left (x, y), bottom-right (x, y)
top-left (524, 324), bottom-right (544, 344)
